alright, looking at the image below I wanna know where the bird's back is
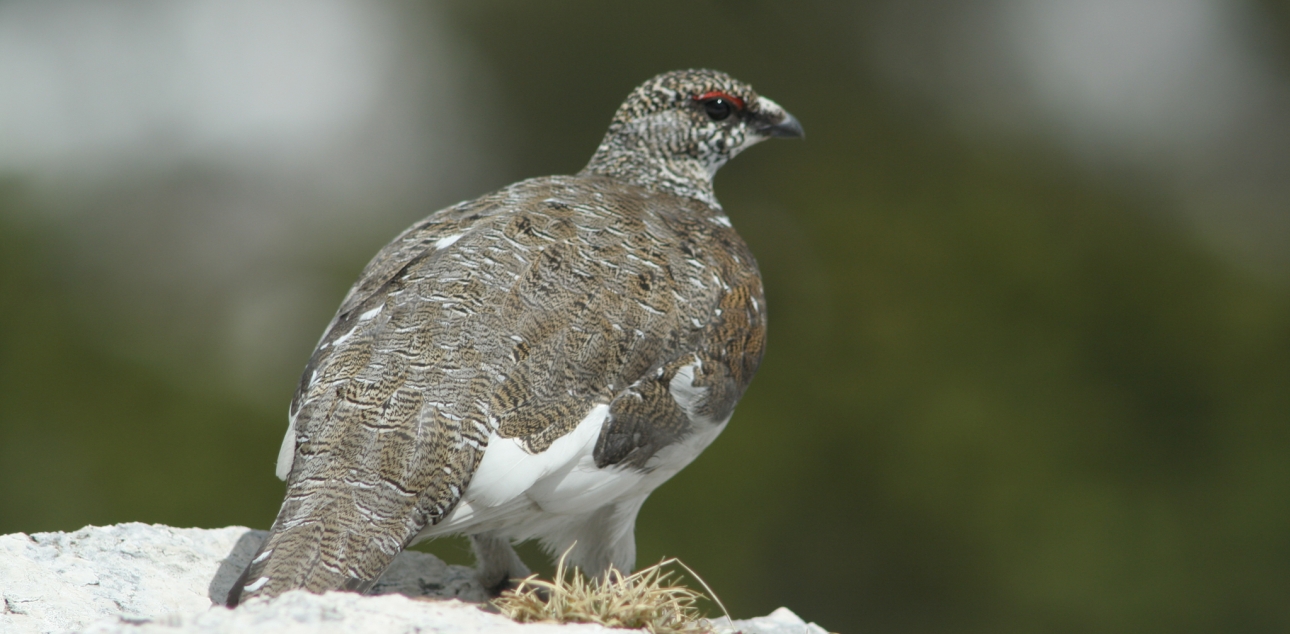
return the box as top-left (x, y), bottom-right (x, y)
top-left (229, 173), bottom-right (766, 603)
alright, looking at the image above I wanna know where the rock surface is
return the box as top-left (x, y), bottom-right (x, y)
top-left (0, 524), bottom-right (829, 634)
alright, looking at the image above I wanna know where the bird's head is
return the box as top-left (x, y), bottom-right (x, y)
top-left (582, 69), bottom-right (803, 206)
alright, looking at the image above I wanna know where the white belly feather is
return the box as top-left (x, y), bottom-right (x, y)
top-left (417, 392), bottom-right (728, 545)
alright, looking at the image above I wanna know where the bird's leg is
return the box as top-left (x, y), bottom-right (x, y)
top-left (470, 532), bottom-right (531, 596)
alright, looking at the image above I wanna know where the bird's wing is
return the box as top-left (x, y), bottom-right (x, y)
top-left (593, 269), bottom-right (765, 469)
top-left (231, 176), bottom-right (765, 602)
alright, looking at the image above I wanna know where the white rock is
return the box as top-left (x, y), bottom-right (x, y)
top-left (80, 591), bottom-right (611, 634)
top-left (0, 523), bottom-right (830, 634)
top-left (710, 608), bottom-right (832, 634)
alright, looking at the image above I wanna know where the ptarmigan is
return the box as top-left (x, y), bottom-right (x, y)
top-left (228, 69), bottom-right (803, 606)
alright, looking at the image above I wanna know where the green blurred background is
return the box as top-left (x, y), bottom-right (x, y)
top-left (2, 1), bottom-right (1289, 632)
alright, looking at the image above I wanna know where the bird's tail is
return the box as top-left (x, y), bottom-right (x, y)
top-left (226, 486), bottom-right (417, 606)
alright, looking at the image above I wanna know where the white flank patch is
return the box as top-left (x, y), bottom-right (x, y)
top-left (243, 576), bottom-right (269, 592)
top-left (668, 357), bottom-right (708, 419)
top-left (434, 233), bottom-right (464, 250)
top-left (251, 549), bottom-right (272, 564)
top-left (275, 418), bottom-right (296, 480)
top-left (460, 404), bottom-right (610, 509)
top-left (713, 215), bottom-right (732, 227)
top-left (358, 304), bottom-right (383, 321)
top-left (525, 449), bottom-right (645, 516)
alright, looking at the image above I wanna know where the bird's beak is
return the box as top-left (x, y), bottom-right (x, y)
top-left (752, 96), bottom-right (804, 139)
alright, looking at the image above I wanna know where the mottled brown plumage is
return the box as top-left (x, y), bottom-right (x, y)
top-left (228, 69), bottom-right (801, 606)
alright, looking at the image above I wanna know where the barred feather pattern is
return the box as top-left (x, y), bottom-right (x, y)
top-left (228, 68), bottom-right (799, 605)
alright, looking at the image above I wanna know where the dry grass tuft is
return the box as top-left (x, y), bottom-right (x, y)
top-left (492, 549), bottom-right (727, 634)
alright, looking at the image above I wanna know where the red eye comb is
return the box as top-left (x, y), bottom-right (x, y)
top-left (695, 91), bottom-right (745, 111)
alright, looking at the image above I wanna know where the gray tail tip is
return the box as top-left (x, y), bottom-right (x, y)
top-left (225, 561), bottom-right (257, 607)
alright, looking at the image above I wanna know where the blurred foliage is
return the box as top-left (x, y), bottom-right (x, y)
top-left (3, 1), bottom-right (1290, 633)
top-left (0, 189), bottom-right (287, 530)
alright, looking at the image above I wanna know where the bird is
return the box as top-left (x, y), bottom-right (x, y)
top-left (227, 68), bottom-right (803, 606)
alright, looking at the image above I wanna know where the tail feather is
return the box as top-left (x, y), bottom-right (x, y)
top-left (226, 491), bottom-right (413, 606)
top-left (227, 374), bottom-right (484, 606)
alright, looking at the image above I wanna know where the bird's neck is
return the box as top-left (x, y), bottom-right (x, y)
top-left (580, 126), bottom-right (720, 209)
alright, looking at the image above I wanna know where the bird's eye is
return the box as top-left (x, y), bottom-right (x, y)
top-left (703, 97), bottom-right (733, 121)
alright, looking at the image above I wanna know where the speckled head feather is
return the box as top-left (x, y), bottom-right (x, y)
top-left (583, 69), bottom-right (802, 207)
